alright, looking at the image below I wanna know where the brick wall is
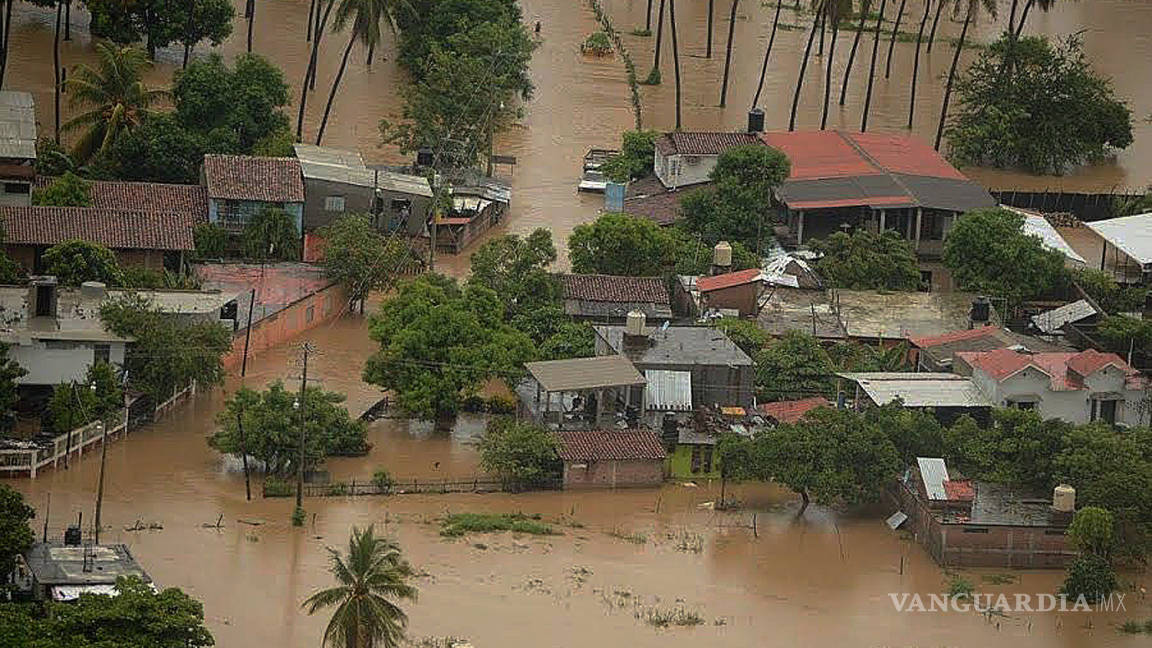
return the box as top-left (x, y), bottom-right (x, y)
top-left (563, 459), bottom-right (664, 489)
top-left (222, 280), bottom-right (350, 369)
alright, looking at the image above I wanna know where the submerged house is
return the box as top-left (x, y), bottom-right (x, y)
top-left (555, 427), bottom-right (666, 488)
top-left (0, 91), bottom-right (36, 206)
top-left (838, 372), bottom-right (992, 426)
top-left (559, 273), bottom-right (671, 322)
top-left (432, 175), bottom-right (510, 254)
top-left (201, 154), bottom-right (305, 233)
top-left (15, 541), bottom-right (153, 601)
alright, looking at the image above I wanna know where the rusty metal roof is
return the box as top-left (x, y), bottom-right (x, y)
top-left (525, 355), bottom-right (646, 393)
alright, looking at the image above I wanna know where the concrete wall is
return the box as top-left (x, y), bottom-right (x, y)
top-left (563, 458), bottom-right (664, 488)
top-left (701, 283), bottom-right (759, 316)
top-left (301, 178), bottom-right (430, 234)
top-left (12, 340), bottom-right (127, 386)
top-left (222, 280), bottom-right (350, 369)
top-left (972, 364), bottom-right (1145, 426)
top-left (668, 444), bottom-right (720, 479)
top-left (654, 150), bottom-right (718, 189)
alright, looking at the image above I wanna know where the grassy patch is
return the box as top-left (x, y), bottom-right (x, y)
top-left (637, 606), bottom-right (705, 627)
top-left (629, 28), bottom-right (652, 36)
top-left (981, 573), bottom-right (1016, 585)
top-left (440, 512), bottom-right (558, 537)
top-left (669, 529), bottom-right (703, 553)
top-left (946, 575), bottom-right (975, 599)
top-left (1119, 620), bottom-right (1144, 634)
top-left (609, 527), bottom-right (648, 545)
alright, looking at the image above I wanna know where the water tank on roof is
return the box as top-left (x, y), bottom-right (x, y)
top-left (1053, 484), bottom-right (1076, 512)
top-left (626, 310), bottom-right (646, 337)
top-left (712, 241), bottom-right (733, 269)
top-left (747, 108), bottom-right (765, 134)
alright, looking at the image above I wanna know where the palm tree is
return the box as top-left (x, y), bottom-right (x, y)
top-left (883, 0), bottom-right (906, 78)
top-left (246, 0), bottom-right (255, 53)
top-left (316, 0), bottom-right (398, 145)
top-left (646, 0), bottom-right (667, 83)
top-left (669, 0), bottom-right (683, 129)
top-left (1013, 0), bottom-right (1062, 37)
top-left (820, 0), bottom-right (848, 128)
top-left (297, 0), bottom-right (337, 140)
top-left (645, 0), bottom-right (653, 31)
top-left (0, 0), bottom-right (14, 88)
top-left (788, 0), bottom-right (826, 131)
top-left (934, 0), bottom-right (997, 150)
top-left (838, 0), bottom-right (870, 105)
top-left (907, 0), bottom-right (931, 127)
top-left (52, 0), bottom-right (62, 143)
top-left (62, 42), bottom-right (166, 163)
top-left (751, 0), bottom-right (783, 108)
top-left (859, 0), bottom-right (888, 131)
top-left (706, 0), bottom-right (714, 58)
top-left (926, 0), bottom-right (944, 51)
top-left (718, 0), bottom-right (739, 106)
top-left (303, 525), bottom-right (418, 648)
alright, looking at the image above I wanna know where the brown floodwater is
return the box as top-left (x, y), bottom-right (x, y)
top-left (5, 311), bottom-right (1152, 647)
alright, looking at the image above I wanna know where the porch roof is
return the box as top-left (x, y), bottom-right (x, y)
top-left (525, 355), bottom-right (646, 393)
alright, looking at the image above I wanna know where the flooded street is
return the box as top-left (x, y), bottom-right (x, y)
top-left (4, 0), bottom-right (1152, 644)
top-left (5, 311), bottom-right (1152, 647)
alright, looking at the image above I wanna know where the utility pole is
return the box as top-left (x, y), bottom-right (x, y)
top-left (294, 342), bottom-right (313, 509)
top-left (241, 289), bottom-right (256, 378)
top-left (238, 411), bottom-right (251, 501)
top-left (93, 419), bottom-right (106, 544)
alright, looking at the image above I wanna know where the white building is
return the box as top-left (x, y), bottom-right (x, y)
top-left (954, 348), bottom-right (1147, 426)
top-left (653, 132), bottom-right (762, 189)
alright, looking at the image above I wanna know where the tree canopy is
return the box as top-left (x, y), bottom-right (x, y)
top-left (601, 130), bottom-right (659, 183)
top-left (754, 331), bottom-right (836, 401)
top-left (173, 53), bottom-right (292, 154)
top-left (103, 113), bottom-right (209, 184)
top-left (31, 172), bottom-right (92, 207)
top-left (42, 240), bottom-right (124, 287)
top-left (947, 34), bottom-right (1132, 175)
top-left (469, 229), bottom-right (560, 320)
top-left (478, 417), bottom-right (561, 486)
top-left (0, 343), bottom-right (27, 429)
top-left (86, 0), bottom-right (233, 59)
top-left (362, 274), bottom-right (534, 421)
top-left (810, 229), bottom-right (921, 291)
top-left (242, 207), bottom-right (301, 261)
top-left (568, 213), bottom-right (673, 276)
top-left (320, 214), bottom-right (414, 309)
top-left (210, 382), bottom-right (369, 476)
top-left (679, 144), bottom-right (790, 250)
top-left (0, 484), bottom-right (34, 581)
top-left (943, 208), bottom-right (1068, 309)
top-left (46, 361), bottom-right (123, 435)
top-left (1072, 268), bottom-right (1146, 315)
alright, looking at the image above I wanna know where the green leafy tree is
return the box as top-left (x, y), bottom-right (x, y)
top-left (1111, 187), bottom-right (1152, 218)
top-left (100, 293), bottom-right (232, 402)
top-left (568, 212), bottom-right (674, 276)
top-left (943, 208), bottom-right (1068, 309)
top-left (1067, 506), bottom-right (1114, 558)
top-left (85, 0), bottom-right (231, 61)
top-left (469, 229), bottom-right (560, 320)
top-left (827, 341), bottom-right (909, 373)
top-left (362, 275), bottom-right (534, 424)
top-left (47, 361), bottom-right (124, 434)
top-left (680, 144), bottom-right (790, 249)
top-left (711, 318), bottom-right (770, 357)
top-left (0, 343), bottom-right (27, 429)
top-left (242, 207), bottom-right (301, 261)
top-left (103, 113), bottom-right (208, 184)
top-left (303, 525), bottom-right (417, 648)
top-left (477, 417), bottom-right (561, 486)
top-left (31, 172), bottom-right (92, 207)
top-left (944, 409), bottom-right (1070, 490)
top-left (251, 126), bottom-right (297, 157)
top-left (42, 240), bottom-right (124, 287)
top-left (1060, 553), bottom-right (1117, 604)
top-left (755, 331), bottom-right (836, 401)
top-left (0, 227), bottom-right (22, 285)
top-left (193, 223), bottom-right (229, 259)
top-left (62, 42), bottom-right (167, 164)
top-left (810, 229), bottom-right (921, 291)
top-left (1096, 314), bottom-right (1152, 357)
top-left (210, 382), bottom-right (368, 476)
top-left (173, 0), bottom-right (236, 67)
top-left (320, 214), bottom-right (414, 311)
top-left (173, 53), bottom-right (291, 153)
top-left (538, 322), bottom-right (595, 360)
top-left (668, 226), bottom-right (759, 275)
top-left (1071, 268), bottom-right (1146, 315)
top-left (0, 484), bottom-right (34, 581)
top-left (947, 34), bottom-right (1132, 174)
top-left (34, 137), bottom-right (76, 176)
top-left (865, 401), bottom-right (944, 465)
top-left (601, 130), bottom-right (659, 182)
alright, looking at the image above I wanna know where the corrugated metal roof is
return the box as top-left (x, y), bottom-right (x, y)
top-left (1030, 299), bottom-right (1097, 334)
top-left (525, 355), bottom-right (646, 392)
top-left (294, 143), bottom-right (433, 197)
top-left (1085, 212), bottom-right (1152, 266)
top-left (839, 372), bottom-right (991, 407)
top-left (644, 370), bottom-right (692, 411)
top-left (0, 90), bottom-right (37, 159)
top-left (917, 457), bottom-right (950, 501)
top-left (1003, 206), bottom-right (1086, 266)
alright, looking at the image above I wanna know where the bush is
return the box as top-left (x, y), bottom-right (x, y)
top-left (372, 468), bottom-right (394, 493)
top-left (946, 575), bottom-right (974, 600)
top-left (1061, 553), bottom-right (1117, 603)
top-left (477, 417), bottom-right (561, 486)
top-left (193, 223), bottom-right (230, 260)
top-left (439, 512), bottom-right (556, 537)
top-left (291, 506), bottom-right (306, 526)
top-left (581, 31), bottom-right (613, 55)
top-left (263, 478), bottom-right (294, 497)
top-left (485, 394), bottom-right (517, 414)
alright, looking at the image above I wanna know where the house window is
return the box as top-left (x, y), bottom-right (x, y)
top-left (690, 446), bottom-right (714, 474)
top-left (702, 446), bottom-right (713, 473)
top-left (1091, 398), bottom-right (1119, 424)
top-left (962, 527), bottom-right (990, 534)
top-left (305, 305), bottom-right (315, 324)
top-left (94, 344), bottom-right (110, 364)
top-left (3, 182), bottom-right (29, 194)
top-left (690, 446), bottom-right (702, 474)
top-left (217, 199), bottom-right (246, 228)
top-left (324, 196), bottom-right (346, 212)
top-left (43, 340), bottom-right (79, 350)
top-left (1009, 400), bottom-right (1037, 411)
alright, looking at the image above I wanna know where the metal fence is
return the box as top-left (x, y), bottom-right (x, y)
top-left (991, 189), bottom-right (1146, 222)
top-left (0, 412), bottom-right (127, 478)
top-left (263, 476), bottom-right (562, 498)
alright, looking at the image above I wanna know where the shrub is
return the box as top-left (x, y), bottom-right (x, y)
top-left (263, 478), bottom-right (294, 497)
top-left (1061, 553), bottom-right (1117, 603)
top-left (291, 506), bottom-right (306, 526)
top-left (439, 512), bottom-right (557, 537)
top-left (372, 468), bottom-right (394, 493)
top-left (485, 394), bottom-right (517, 414)
top-left (947, 575), bottom-right (974, 599)
top-left (581, 31), bottom-right (613, 55)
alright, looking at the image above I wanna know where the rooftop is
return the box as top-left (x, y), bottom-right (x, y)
top-left (956, 348), bottom-right (1144, 391)
top-left (759, 130), bottom-right (995, 212)
top-left (909, 326), bottom-right (1069, 369)
top-left (0, 90), bottom-right (36, 159)
top-left (0, 205), bottom-right (198, 251)
top-left (644, 369), bottom-right (692, 411)
top-left (34, 177), bottom-right (208, 218)
top-left (1030, 299), bottom-right (1098, 334)
top-left (202, 154), bottom-right (305, 203)
top-left (696, 268), bottom-right (765, 293)
top-left (525, 355), bottom-right (646, 393)
top-left (1003, 206), bottom-right (1087, 266)
top-left (968, 482), bottom-right (1066, 527)
top-left (1085, 212), bottom-right (1152, 266)
top-left (836, 289), bottom-right (981, 340)
top-left (555, 427), bottom-right (667, 462)
top-left (839, 372), bottom-right (992, 408)
top-left (23, 543), bottom-right (151, 587)
top-left (294, 144), bottom-right (433, 198)
top-left (756, 287), bottom-right (846, 339)
top-left (559, 274), bottom-right (670, 305)
top-left (194, 261), bottom-right (335, 327)
top-left (654, 131), bottom-right (761, 156)
top-left (757, 396), bottom-right (830, 423)
top-left (622, 176), bottom-right (704, 226)
top-left (596, 325), bottom-right (754, 367)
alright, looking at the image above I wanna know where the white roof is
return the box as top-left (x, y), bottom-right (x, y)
top-left (0, 90), bottom-right (36, 159)
top-left (916, 457), bottom-right (950, 501)
top-left (645, 370), bottom-right (692, 411)
top-left (1085, 212), bottom-right (1152, 266)
top-left (839, 372), bottom-right (992, 408)
top-left (1004, 207), bottom-right (1086, 266)
top-left (1030, 299), bottom-right (1097, 334)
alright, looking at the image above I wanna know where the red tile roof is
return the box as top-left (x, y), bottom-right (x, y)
top-left (0, 205), bottom-right (198, 251)
top-left (34, 177), bottom-right (208, 217)
top-left (654, 132), bottom-right (761, 156)
top-left (908, 326), bottom-right (999, 349)
top-left (1066, 348), bottom-right (1127, 378)
top-left (956, 348), bottom-right (1143, 392)
top-left (202, 155), bottom-right (305, 203)
top-left (943, 479), bottom-right (974, 502)
top-left (844, 131), bottom-right (967, 181)
top-left (560, 274), bottom-right (669, 304)
top-left (696, 268), bottom-right (764, 293)
top-left (555, 428), bottom-right (667, 462)
top-left (757, 397), bottom-right (829, 424)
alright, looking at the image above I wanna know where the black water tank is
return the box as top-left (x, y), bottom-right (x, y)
top-left (416, 148), bottom-right (434, 167)
top-left (64, 525), bottom-right (81, 546)
top-left (971, 296), bottom-right (991, 324)
top-left (747, 108), bottom-right (765, 133)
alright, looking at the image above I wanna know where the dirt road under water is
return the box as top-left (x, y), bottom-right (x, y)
top-left (5, 312), bottom-right (1152, 647)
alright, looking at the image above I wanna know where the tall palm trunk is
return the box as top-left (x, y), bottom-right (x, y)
top-left (317, 35), bottom-right (355, 145)
top-left (820, 5), bottom-right (839, 129)
top-left (751, 0), bottom-right (783, 108)
top-left (859, 0), bottom-right (887, 131)
top-left (247, 0), bottom-right (256, 53)
top-left (706, 0), bottom-right (714, 58)
top-left (669, 0), bottom-right (682, 129)
top-left (884, 0), bottom-right (905, 78)
top-left (934, 0), bottom-right (972, 150)
top-left (1013, 0), bottom-right (1034, 37)
top-left (788, 0), bottom-right (824, 131)
top-left (63, 0), bottom-right (70, 40)
top-left (0, 0), bottom-right (11, 89)
top-left (646, 0), bottom-right (654, 31)
top-left (926, 0), bottom-right (944, 52)
top-left (817, 5), bottom-right (826, 55)
top-left (1007, 0), bottom-right (1018, 33)
top-left (650, 0), bottom-right (667, 77)
top-left (907, 0), bottom-right (930, 128)
top-left (306, 0), bottom-right (317, 42)
top-left (53, 1), bottom-right (62, 144)
top-left (296, 0), bottom-right (335, 140)
top-left (718, 0), bottom-right (739, 106)
top-left (367, 44), bottom-right (375, 66)
top-left (838, 0), bottom-right (868, 105)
